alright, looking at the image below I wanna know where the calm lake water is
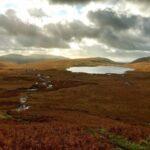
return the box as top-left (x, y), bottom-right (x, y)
top-left (67, 66), bottom-right (134, 74)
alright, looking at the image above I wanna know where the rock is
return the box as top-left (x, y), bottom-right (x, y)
top-left (27, 88), bottom-right (37, 92)
top-left (47, 84), bottom-right (53, 89)
top-left (20, 96), bottom-right (28, 104)
top-left (46, 76), bottom-right (50, 79)
top-left (125, 81), bottom-right (130, 86)
top-left (42, 82), bottom-right (47, 86)
top-left (35, 82), bottom-right (39, 85)
top-left (17, 105), bottom-right (31, 112)
top-left (37, 74), bottom-right (41, 78)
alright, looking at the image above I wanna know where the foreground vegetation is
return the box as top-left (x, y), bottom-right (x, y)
top-left (0, 66), bottom-right (149, 149)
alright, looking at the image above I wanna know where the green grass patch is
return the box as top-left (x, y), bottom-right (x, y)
top-left (108, 134), bottom-right (149, 150)
top-left (0, 113), bottom-right (13, 120)
top-left (86, 128), bottom-right (150, 150)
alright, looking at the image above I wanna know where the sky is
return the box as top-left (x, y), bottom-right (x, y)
top-left (0, 0), bottom-right (150, 62)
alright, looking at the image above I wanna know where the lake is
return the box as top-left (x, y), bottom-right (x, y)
top-left (67, 66), bottom-right (134, 74)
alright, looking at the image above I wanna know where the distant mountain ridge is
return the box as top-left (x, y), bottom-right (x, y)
top-left (0, 54), bottom-right (69, 63)
top-left (132, 57), bottom-right (150, 63)
top-left (80, 57), bottom-right (115, 63)
top-left (71, 57), bottom-right (116, 66)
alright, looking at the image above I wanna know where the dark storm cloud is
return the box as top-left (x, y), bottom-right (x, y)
top-left (45, 20), bottom-right (98, 41)
top-left (48, 0), bottom-right (150, 5)
top-left (0, 10), bottom-right (68, 49)
top-left (48, 0), bottom-right (106, 5)
top-left (98, 27), bottom-right (150, 50)
top-left (88, 9), bottom-right (138, 31)
top-left (0, 34), bottom-right (19, 49)
top-left (28, 9), bottom-right (47, 18)
top-left (48, 0), bottom-right (150, 14)
top-left (44, 8), bottom-right (150, 51)
top-left (16, 34), bottom-right (68, 48)
top-left (87, 9), bottom-right (150, 50)
top-left (51, 0), bottom-right (150, 5)
top-left (0, 14), bottom-right (40, 36)
top-left (49, 0), bottom-right (93, 4)
top-left (141, 18), bottom-right (150, 36)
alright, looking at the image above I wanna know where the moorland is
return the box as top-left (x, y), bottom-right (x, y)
top-left (0, 56), bottom-right (150, 149)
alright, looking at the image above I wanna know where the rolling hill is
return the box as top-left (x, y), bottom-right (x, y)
top-left (132, 56), bottom-right (150, 63)
top-left (0, 54), bottom-right (69, 64)
top-left (126, 56), bottom-right (150, 72)
top-left (21, 57), bottom-right (117, 70)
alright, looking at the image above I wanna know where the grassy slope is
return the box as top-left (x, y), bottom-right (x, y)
top-left (20, 57), bottom-right (117, 70)
top-left (127, 62), bottom-right (150, 72)
top-left (19, 57), bottom-right (149, 72)
top-left (0, 54), bottom-right (69, 63)
top-left (127, 56), bottom-right (150, 72)
top-left (132, 57), bottom-right (150, 63)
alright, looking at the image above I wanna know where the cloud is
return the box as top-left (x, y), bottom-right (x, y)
top-left (127, 0), bottom-right (150, 5)
top-left (44, 8), bottom-right (150, 51)
top-left (1, 7), bottom-right (150, 53)
top-left (0, 13), bottom-right (39, 36)
top-left (16, 34), bottom-right (68, 48)
top-left (98, 27), bottom-right (150, 50)
top-left (79, 43), bottom-right (150, 62)
top-left (28, 8), bottom-right (47, 18)
top-left (45, 20), bottom-right (98, 41)
top-left (0, 9), bottom-right (68, 49)
top-left (48, 0), bottom-right (106, 5)
top-left (0, 1), bottom-right (149, 61)
top-left (5, 9), bottom-right (16, 17)
top-left (126, 0), bottom-right (150, 14)
top-left (48, 0), bottom-right (93, 4)
top-left (43, 8), bottom-right (150, 52)
top-left (48, 0), bottom-right (150, 6)
top-left (87, 9), bottom-right (150, 51)
top-left (88, 9), bottom-right (138, 31)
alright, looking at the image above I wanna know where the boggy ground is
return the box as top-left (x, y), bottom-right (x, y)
top-left (0, 68), bottom-right (150, 149)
